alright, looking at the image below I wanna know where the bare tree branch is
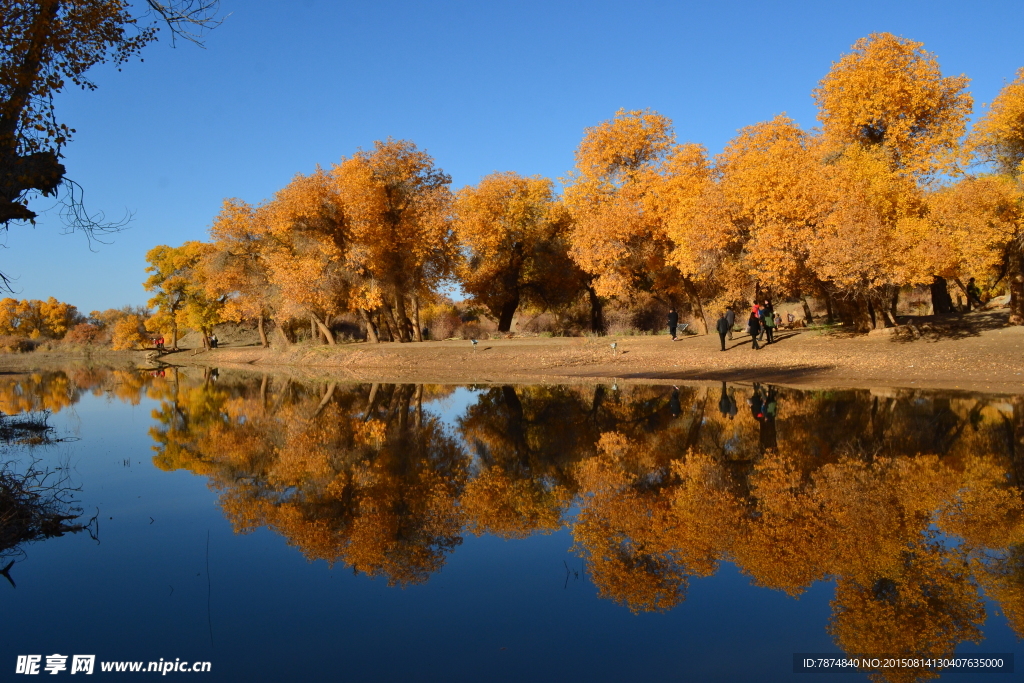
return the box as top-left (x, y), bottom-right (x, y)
top-left (144, 0), bottom-right (224, 47)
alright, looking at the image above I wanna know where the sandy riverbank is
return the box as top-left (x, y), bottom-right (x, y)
top-left (3, 311), bottom-right (1022, 394)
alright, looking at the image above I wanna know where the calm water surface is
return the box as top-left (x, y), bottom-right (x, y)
top-left (1, 367), bottom-right (1022, 682)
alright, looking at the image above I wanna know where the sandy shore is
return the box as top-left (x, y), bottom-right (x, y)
top-left (3, 310), bottom-right (1022, 394)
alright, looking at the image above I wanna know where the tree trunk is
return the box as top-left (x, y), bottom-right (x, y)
top-left (497, 294), bottom-right (519, 333)
top-left (413, 296), bottom-right (423, 342)
top-left (801, 297), bottom-right (814, 325)
top-left (273, 321), bottom-right (292, 347)
top-left (311, 313), bottom-right (336, 345)
top-left (1010, 243), bottom-right (1024, 325)
top-left (393, 294), bottom-right (411, 342)
top-left (684, 278), bottom-right (709, 334)
top-left (309, 316), bottom-right (319, 344)
top-left (587, 286), bottom-right (605, 334)
top-left (359, 309), bottom-right (380, 343)
top-left (257, 314), bottom-right (269, 348)
top-left (0, 1), bottom-right (66, 222)
top-left (872, 290), bottom-right (897, 328)
top-left (930, 276), bottom-right (954, 315)
top-left (825, 294), bottom-right (836, 325)
top-left (832, 296), bottom-right (856, 327)
top-left (383, 304), bottom-right (403, 342)
top-left (171, 306), bottom-right (180, 350)
top-left (855, 294), bottom-right (873, 332)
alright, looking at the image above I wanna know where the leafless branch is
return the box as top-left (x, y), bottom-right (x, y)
top-left (144, 0), bottom-right (225, 47)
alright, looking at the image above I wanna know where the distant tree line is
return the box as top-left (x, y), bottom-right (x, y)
top-left (142, 33), bottom-right (1022, 343)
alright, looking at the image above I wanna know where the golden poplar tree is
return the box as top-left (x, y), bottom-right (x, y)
top-left (206, 199), bottom-right (276, 346)
top-left (814, 32), bottom-right (972, 179)
top-left (808, 33), bottom-right (971, 329)
top-left (144, 241), bottom-right (222, 348)
top-left (712, 117), bottom-right (825, 303)
top-left (260, 169), bottom-right (350, 345)
top-left (453, 172), bottom-right (585, 332)
top-left (964, 68), bottom-right (1024, 322)
top-left (564, 109), bottom-right (714, 331)
top-left (332, 139), bottom-right (456, 343)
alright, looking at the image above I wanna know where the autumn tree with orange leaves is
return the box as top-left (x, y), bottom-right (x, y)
top-left (961, 68), bottom-right (1024, 323)
top-left (333, 139), bottom-right (456, 342)
top-left (564, 109), bottom-right (716, 332)
top-left (810, 33), bottom-right (973, 329)
top-left (206, 199), bottom-right (276, 347)
top-left (0, 296), bottom-right (80, 338)
top-left (260, 169), bottom-right (351, 345)
top-left (144, 241), bottom-right (222, 349)
top-left (453, 171), bottom-right (587, 331)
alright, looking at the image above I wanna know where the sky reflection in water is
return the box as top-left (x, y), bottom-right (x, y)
top-left (1, 367), bottom-right (1022, 682)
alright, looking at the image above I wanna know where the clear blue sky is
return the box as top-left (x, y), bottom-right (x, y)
top-left (6, 0), bottom-right (1023, 314)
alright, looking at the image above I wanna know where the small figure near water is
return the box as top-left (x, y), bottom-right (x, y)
top-left (668, 308), bottom-right (679, 341)
top-left (716, 312), bottom-right (731, 351)
top-left (748, 310), bottom-right (762, 350)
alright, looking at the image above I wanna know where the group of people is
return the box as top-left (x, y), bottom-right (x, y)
top-left (744, 300), bottom-right (780, 350)
top-left (702, 300), bottom-right (785, 351)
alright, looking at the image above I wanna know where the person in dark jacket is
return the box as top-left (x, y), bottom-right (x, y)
top-left (747, 311), bottom-right (761, 350)
top-left (762, 299), bottom-right (775, 344)
top-left (715, 312), bottom-right (730, 351)
top-left (725, 306), bottom-right (736, 340)
top-left (667, 308), bottom-right (679, 340)
top-left (966, 277), bottom-right (983, 311)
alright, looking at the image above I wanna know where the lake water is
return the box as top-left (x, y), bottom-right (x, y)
top-left (1, 366), bottom-right (1021, 682)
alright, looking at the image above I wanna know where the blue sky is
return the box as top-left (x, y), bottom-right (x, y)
top-left (6, 0), bottom-right (1023, 313)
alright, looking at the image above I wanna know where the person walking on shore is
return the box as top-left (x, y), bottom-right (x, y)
top-left (716, 312), bottom-right (730, 351)
top-left (725, 306), bottom-right (736, 340)
top-left (967, 277), bottom-right (983, 311)
top-left (667, 308), bottom-right (679, 341)
top-left (762, 300), bottom-right (776, 344)
top-left (748, 311), bottom-right (761, 350)
top-left (752, 300), bottom-right (766, 341)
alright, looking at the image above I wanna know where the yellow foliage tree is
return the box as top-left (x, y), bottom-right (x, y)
top-left (144, 241), bottom-right (222, 348)
top-left (261, 169), bottom-right (351, 345)
top-left (964, 67), bottom-right (1024, 322)
top-left (813, 32), bottom-right (972, 179)
top-left (110, 314), bottom-right (145, 350)
top-left (926, 175), bottom-right (1021, 317)
top-left (206, 198), bottom-right (276, 347)
top-left (564, 109), bottom-right (711, 331)
top-left (332, 138), bottom-right (456, 342)
top-left (454, 171), bottom-right (587, 332)
top-left (0, 296), bottom-right (80, 338)
top-left (712, 116), bottom-right (824, 306)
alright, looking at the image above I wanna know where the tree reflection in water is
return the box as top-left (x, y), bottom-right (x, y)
top-left (3, 369), bottom-right (1023, 682)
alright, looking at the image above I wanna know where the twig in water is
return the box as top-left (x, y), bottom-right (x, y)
top-left (206, 530), bottom-right (213, 647)
top-left (0, 560), bottom-right (14, 588)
